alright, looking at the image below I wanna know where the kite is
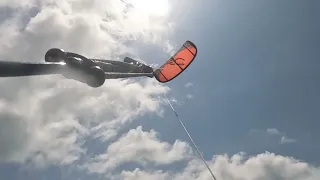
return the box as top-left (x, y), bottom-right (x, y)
top-left (0, 41), bottom-right (197, 87)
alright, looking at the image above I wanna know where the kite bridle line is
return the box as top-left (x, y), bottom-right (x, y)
top-left (163, 93), bottom-right (218, 180)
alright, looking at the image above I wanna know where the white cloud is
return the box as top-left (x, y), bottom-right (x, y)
top-left (266, 128), bottom-right (281, 135)
top-left (250, 128), bottom-right (297, 145)
top-left (0, 77), bottom-right (169, 166)
top-left (120, 168), bottom-right (170, 180)
top-left (0, 0), bottom-right (173, 61)
top-left (124, 0), bottom-right (169, 17)
top-left (82, 126), bottom-right (192, 174)
top-left (280, 136), bottom-right (297, 144)
top-left (0, 0), bottom-right (173, 167)
top-left (185, 82), bottom-right (193, 88)
top-left (186, 94), bottom-right (193, 99)
top-left (117, 152), bottom-right (320, 180)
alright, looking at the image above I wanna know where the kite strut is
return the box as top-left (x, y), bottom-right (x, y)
top-left (163, 93), bottom-right (218, 180)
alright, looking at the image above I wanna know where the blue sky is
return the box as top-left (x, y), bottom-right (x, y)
top-left (163, 0), bottom-right (320, 161)
top-left (0, 0), bottom-right (320, 179)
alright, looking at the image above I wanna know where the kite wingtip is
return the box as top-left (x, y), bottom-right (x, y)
top-left (185, 40), bottom-right (197, 49)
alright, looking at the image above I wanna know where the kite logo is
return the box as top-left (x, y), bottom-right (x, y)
top-left (175, 58), bottom-right (185, 66)
top-left (166, 58), bottom-right (185, 66)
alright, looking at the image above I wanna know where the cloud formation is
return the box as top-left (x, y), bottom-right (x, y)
top-left (185, 82), bottom-right (193, 88)
top-left (250, 128), bottom-right (297, 145)
top-left (113, 152), bottom-right (320, 180)
top-left (83, 126), bottom-right (192, 174)
top-left (0, 0), bottom-right (172, 167)
top-left (0, 1), bottom-right (319, 180)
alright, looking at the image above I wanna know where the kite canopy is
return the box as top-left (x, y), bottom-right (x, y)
top-left (154, 40), bottom-right (197, 83)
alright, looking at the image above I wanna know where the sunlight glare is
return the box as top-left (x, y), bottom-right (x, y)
top-left (130, 0), bottom-right (169, 16)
